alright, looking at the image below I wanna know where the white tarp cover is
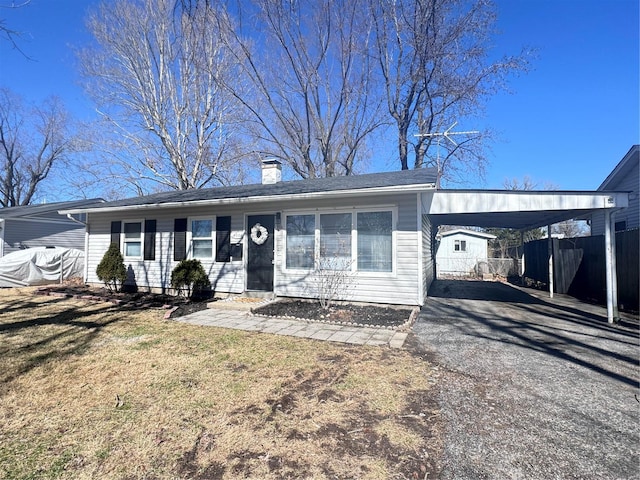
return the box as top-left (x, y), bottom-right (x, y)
top-left (0, 247), bottom-right (84, 287)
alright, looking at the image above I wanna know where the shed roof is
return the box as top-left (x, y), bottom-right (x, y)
top-left (60, 168), bottom-right (438, 214)
top-left (0, 199), bottom-right (104, 220)
top-left (440, 228), bottom-right (497, 239)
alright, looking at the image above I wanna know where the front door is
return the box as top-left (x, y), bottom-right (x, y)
top-left (246, 214), bottom-right (275, 291)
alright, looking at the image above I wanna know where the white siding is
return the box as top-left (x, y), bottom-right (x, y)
top-left (591, 161), bottom-right (639, 235)
top-left (436, 232), bottom-right (489, 276)
top-left (274, 193), bottom-right (421, 305)
top-left (3, 218), bottom-right (85, 256)
top-left (422, 215), bottom-right (434, 302)
top-left (85, 193), bottom-right (423, 305)
top-left (87, 207), bottom-right (246, 293)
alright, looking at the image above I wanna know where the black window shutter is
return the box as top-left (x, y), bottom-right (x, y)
top-left (215, 216), bottom-right (231, 262)
top-left (144, 220), bottom-right (156, 261)
top-left (174, 218), bottom-right (187, 261)
top-left (110, 221), bottom-right (121, 247)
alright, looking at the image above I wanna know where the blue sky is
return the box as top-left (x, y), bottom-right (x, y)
top-left (0, 0), bottom-right (638, 195)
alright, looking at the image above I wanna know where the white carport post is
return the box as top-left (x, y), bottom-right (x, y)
top-left (610, 213), bottom-right (619, 321)
top-left (547, 225), bottom-right (554, 298)
top-left (603, 210), bottom-right (619, 324)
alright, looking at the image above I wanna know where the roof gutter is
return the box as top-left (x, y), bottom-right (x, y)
top-left (59, 183), bottom-right (437, 215)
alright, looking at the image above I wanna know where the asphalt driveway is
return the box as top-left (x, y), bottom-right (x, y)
top-left (413, 279), bottom-right (639, 479)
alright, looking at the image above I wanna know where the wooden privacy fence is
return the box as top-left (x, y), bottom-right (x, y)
top-left (523, 229), bottom-right (639, 312)
top-left (436, 257), bottom-right (520, 278)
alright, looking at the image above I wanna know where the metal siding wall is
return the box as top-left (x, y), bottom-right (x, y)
top-left (592, 163), bottom-right (638, 235)
top-left (3, 219), bottom-right (85, 255)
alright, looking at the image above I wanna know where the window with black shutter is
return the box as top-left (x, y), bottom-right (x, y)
top-left (110, 221), bottom-right (121, 247)
top-left (144, 220), bottom-right (156, 260)
top-left (174, 218), bottom-right (187, 261)
top-left (216, 216), bottom-right (232, 262)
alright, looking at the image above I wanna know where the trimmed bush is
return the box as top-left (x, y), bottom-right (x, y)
top-left (171, 259), bottom-right (211, 299)
top-left (96, 243), bottom-right (127, 293)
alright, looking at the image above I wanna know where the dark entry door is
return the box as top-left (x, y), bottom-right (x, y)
top-left (246, 214), bottom-right (275, 291)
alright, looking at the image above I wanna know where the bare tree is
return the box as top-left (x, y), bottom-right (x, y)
top-left (226, 0), bottom-right (384, 179)
top-left (503, 175), bottom-right (538, 191)
top-left (552, 220), bottom-right (589, 238)
top-left (0, 1), bottom-right (31, 57)
top-left (78, 0), bottom-right (245, 192)
top-left (371, 0), bottom-right (529, 183)
top-left (0, 89), bottom-right (71, 207)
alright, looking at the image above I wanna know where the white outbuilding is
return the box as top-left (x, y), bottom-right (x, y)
top-left (436, 229), bottom-right (496, 277)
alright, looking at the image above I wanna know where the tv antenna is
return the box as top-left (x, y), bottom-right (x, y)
top-left (415, 122), bottom-right (479, 187)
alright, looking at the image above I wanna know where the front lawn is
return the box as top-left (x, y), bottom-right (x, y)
top-left (0, 288), bottom-right (442, 479)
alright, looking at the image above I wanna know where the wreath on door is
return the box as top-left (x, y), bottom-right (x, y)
top-left (250, 223), bottom-right (269, 245)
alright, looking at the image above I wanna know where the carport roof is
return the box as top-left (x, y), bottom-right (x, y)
top-left (425, 189), bottom-right (629, 230)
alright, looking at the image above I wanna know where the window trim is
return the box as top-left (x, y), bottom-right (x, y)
top-left (319, 212), bottom-right (353, 271)
top-left (284, 213), bottom-right (317, 270)
top-left (454, 239), bottom-right (467, 252)
top-left (355, 210), bottom-right (394, 274)
top-left (187, 216), bottom-right (215, 261)
top-left (122, 219), bottom-right (144, 260)
top-left (283, 207), bottom-right (396, 276)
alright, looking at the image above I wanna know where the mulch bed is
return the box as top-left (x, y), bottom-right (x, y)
top-left (253, 299), bottom-right (414, 329)
top-left (36, 285), bottom-right (186, 308)
top-left (35, 285), bottom-right (415, 328)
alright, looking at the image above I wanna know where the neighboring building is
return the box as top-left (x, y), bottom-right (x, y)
top-left (436, 229), bottom-right (496, 277)
top-left (0, 199), bottom-right (103, 258)
top-left (61, 162), bottom-right (627, 307)
top-left (590, 145), bottom-right (639, 235)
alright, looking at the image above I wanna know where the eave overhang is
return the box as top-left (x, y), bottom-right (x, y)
top-left (60, 183), bottom-right (437, 215)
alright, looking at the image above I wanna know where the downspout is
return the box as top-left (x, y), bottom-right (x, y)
top-left (65, 213), bottom-right (86, 226)
top-left (416, 194), bottom-right (423, 305)
top-left (0, 219), bottom-right (4, 258)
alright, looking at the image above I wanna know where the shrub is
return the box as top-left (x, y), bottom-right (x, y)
top-left (171, 259), bottom-right (211, 299)
top-left (310, 256), bottom-right (356, 310)
top-left (96, 243), bottom-right (127, 293)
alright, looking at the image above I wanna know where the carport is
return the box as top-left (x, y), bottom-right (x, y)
top-left (422, 189), bottom-right (629, 323)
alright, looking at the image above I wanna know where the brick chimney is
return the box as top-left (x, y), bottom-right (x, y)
top-left (261, 159), bottom-right (282, 185)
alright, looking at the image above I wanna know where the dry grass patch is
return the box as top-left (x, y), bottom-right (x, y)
top-left (0, 288), bottom-right (442, 479)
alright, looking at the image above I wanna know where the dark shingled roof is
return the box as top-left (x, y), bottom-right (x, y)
top-left (0, 199), bottom-right (104, 219)
top-left (66, 168), bottom-right (438, 211)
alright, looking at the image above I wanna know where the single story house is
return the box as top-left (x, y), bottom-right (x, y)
top-left (436, 229), bottom-right (496, 277)
top-left (590, 145), bottom-right (639, 235)
top-left (61, 161), bottom-right (628, 315)
top-left (0, 199), bottom-right (103, 258)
